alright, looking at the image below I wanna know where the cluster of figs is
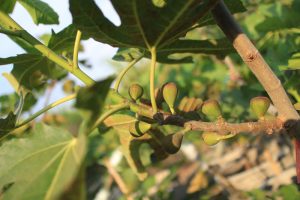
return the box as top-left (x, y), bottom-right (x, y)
top-left (127, 82), bottom-right (271, 148)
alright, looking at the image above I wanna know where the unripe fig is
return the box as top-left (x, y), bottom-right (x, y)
top-left (30, 71), bottom-right (45, 88)
top-left (202, 132), bottom-right (220, 146)
top-left (250, 96), bottom-right (270, 119)
top-left (201, 100), bottom-right (222, 121)
top-left (202, 132), bottom-right (236, 146)
top-left (129, 121), bottom-right (151, 137)
top-left (63, 80), bottom-right (75, 94)
top-left (128, 83), bottom-right (143, 101)
top-left (161, 132), bottom-right (183, 154)
top-left (162, 82), bottom-right (178, 114)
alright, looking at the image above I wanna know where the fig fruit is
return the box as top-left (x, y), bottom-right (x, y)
top-left (201, 100), bottom-right (222, 121)
top-left (161, 132), bottom-right (183, 154)
top-left (162, 82), bottom-right (178, 114)
top-left (129, 121), bottom-right (151, 137)
top-left (63, 80), bottom-right (75, 94)
top-left (202, 132), bottom-right (220, 146)
top-left (250, 96), bottom-right (270, 119)
top-left (129, 83), bottom-right (143, 101)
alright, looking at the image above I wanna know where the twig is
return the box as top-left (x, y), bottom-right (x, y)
top-left (104, 160), bottom-right (134, 200)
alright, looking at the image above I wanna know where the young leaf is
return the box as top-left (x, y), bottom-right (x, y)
top-left (48, 25), bottom-right (88, 54)
top-left (0, 0), bottom-right (17, 13)
top-left (0, 54), bottom-right (67, 90)
top-left (17, 0), bottom-right (59, 25)
top-left (0, 124), bottom-right (86, 200)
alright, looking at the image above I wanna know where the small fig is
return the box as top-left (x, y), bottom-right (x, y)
top-left (202, 132), bottom-right (220, 146)
top-left (30, 71), bottom-right (45, 88)
top-left (250, 96), bottom-right (270, 119)
top-left (201, 100), bottom-right (222, 121)
top-left (129, 121), bottom-right (151, 137)
top-left (129, 83), bottom-right (143, 101)
top-left (162, 82), bottom-right (178, 114)
top-left (63, 80), bottom-right (75, 94)
top-left (161, 132), bottom-right (183, 154)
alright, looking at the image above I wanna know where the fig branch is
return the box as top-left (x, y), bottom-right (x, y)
top-left (103, 90), bottom-right (284, 136)
top-left (211, 1), bottom-right (299, 122)
top-left (211, 0), bottom-right (300, 181)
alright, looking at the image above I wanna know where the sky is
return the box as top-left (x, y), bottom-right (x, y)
top-left (0, 0), bottom-right (121, 111)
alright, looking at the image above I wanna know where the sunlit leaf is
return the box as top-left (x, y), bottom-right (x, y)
top-left (17, 0), bottom-right (59, 25)
top-left (70, 0), bottom-right (219, 49)
top-left (0, 124), bottom-right (86, 200)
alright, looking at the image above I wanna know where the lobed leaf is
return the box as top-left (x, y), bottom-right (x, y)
top-left (17, 0), bottom-right (59, 25)
top-left (69, 0), bottom-right (219, 49)
top-left (0, 124), bottom-right (86, 200)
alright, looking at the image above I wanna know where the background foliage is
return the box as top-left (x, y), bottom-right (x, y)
top-left (1, 0), bottom-right (300, 199)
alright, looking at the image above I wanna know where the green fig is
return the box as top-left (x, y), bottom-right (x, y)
top-left (250, 96), bottom-right (270, 119)
top-left (30, 71), bottom-right (45, 88)
top-left (129, 121), bottom-right (151, 137)
top-left (129, 83), bottom-right (143, 101)
top-left (161, 132), bottom-right (183, 154)
top-left (63, 80), bottom-right (75, 94)
top-left (162, 82), bottom-right (178, 114)
top-left (202, 132), bottom-right (220, 146)
top-left (201, 100), bottom-right (222, 121)
top-left (202, 132), bottom-right (236, 146)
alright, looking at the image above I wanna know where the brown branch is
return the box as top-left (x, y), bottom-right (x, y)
top-left (186, 119), bottom-right (283, 135)
top-left (211, 1), bottom-right (299, 122)
top-left (104, 160), bottom-right (134, 200)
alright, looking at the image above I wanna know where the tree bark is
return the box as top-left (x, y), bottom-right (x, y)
top-left (211, 0), bottom-right (300, 182)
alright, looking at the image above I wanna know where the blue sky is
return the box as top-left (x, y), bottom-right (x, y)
top-left (0, 0), bottom-right (121, 111)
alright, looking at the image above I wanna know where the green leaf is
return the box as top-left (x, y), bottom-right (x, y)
top-left (0, 124), bottom-right (86, 200)
top-left (0, 112), bottom-right (17, 137)
top-left (75, 77), bottom-right (114, 112)
top-left (113, 39), bottom-right (234, 63)
top-left (0, 54), bottom-right (67, 90)
top-left (70, 0), bottom-right (219, 49)
top-left (198, 0), bottom-right (246, 27)
top-left (287, 52), bottom-right (300, 70)
top-left (17, 0), bottom-right (59, 25)
top-left (48, 25), bottom-right (88, 54)
top-left (0, 0), bottom-right (17, 13)
top-left (117, 130), bottom-right (148, 181)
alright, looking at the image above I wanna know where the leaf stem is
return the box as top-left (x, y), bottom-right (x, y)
top-left (90, 102), bottom-right (130, 132)
top-left (73, 30), bottom-right (82, 70)
top-left (15, 94), bottom-right (76, 128)
top-left (113, 55), bottom-right (143, 92)
top-left (0, 11), bottom-right (95, 86)
top-left (150, 47), bottom-right (158, 114)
